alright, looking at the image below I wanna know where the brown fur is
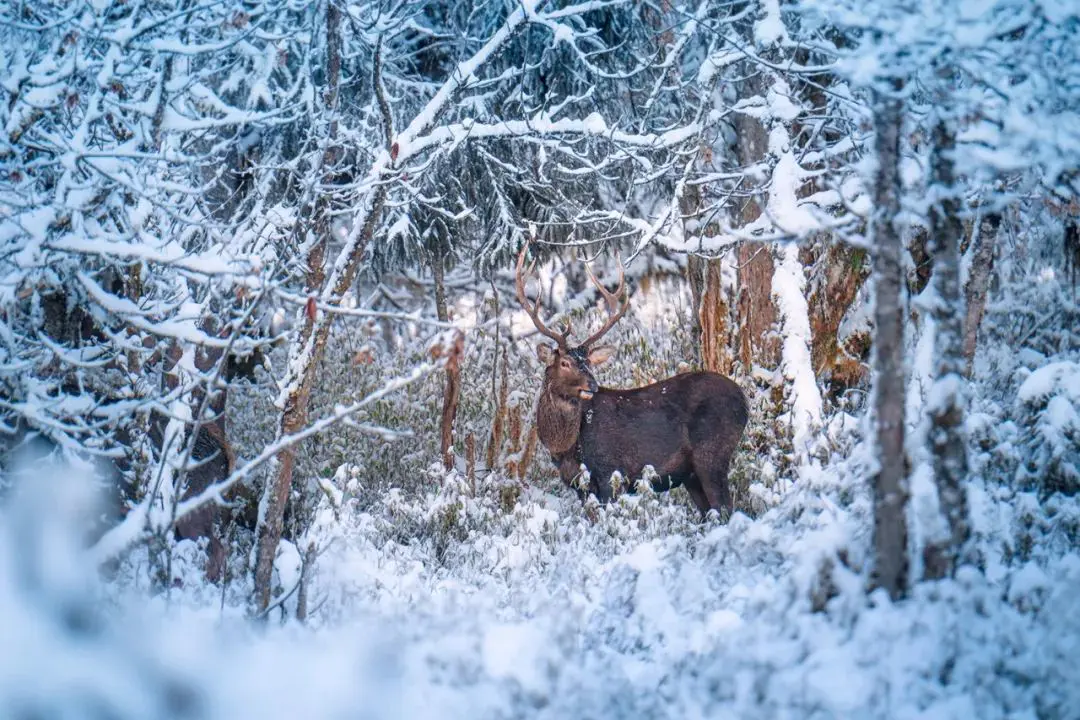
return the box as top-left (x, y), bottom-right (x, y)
top-left (536, 389), bottom-right (584, 455)
top-left (534, 345), bottom-right (748, 516)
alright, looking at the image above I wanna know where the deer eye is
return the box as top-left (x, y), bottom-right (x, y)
top-left (560, 359), bottom-right (572, 369)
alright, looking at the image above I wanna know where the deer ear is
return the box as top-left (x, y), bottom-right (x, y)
top-left (587, 345), bottom-right (616, 366)
top-left (537, 344), bottom-right (556, 365)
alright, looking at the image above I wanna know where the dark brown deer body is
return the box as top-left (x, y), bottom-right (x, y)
top-left (154, 334), bottom-right (259, 582)
top-left (545, 371), bottom-right (747, 512)
top-left (518, 245), bottom-right (747, 516)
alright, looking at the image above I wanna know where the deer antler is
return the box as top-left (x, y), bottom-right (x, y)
top-left (579, 253), bottom-right (629, 348)
top-left (515, 242), bottom-right (572, 350)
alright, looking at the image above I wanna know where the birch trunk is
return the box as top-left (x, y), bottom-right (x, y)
top-left (870, 86), bottom-right (909, 600)
top-left (962, 212), bottom-right (1000, 374)
top-left (924, 118), bottom-right (970, 579)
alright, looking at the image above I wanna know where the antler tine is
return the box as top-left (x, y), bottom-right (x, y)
top-left (515, 242), bottom-right (571, 350)
top-left (581, 252), bottom-right (630, 348)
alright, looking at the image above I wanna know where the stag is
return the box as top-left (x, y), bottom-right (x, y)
top-left (516, 245), bottom-right (748, 516)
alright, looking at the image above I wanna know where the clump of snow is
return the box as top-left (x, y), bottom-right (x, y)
top-left (482, 622), bottom-right (556, 695)
top-left (1014, 361), bottom-right (1080, 496)
top-left (755, 0), bottom-right (789, 47)
top-left (772, 243), bottom-right (824, 456)
top-left (1017, 361), bottom-right (1080, 406)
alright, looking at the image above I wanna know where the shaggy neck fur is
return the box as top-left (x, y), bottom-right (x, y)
top-left (536, 386), bottom-right (583, 456)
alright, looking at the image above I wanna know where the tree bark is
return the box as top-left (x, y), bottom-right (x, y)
top-left (807, 241), bottom-right (871, 395)
top-left (924, 118), bottom-right (970, 580)
top-left (732, 71), bottom-right (779, 371)
top-left (684, 172), bottom-right (733, 374)
top-left (295, 542), bottom-right (316, 622)
top-left (253, 0), bottom-right (348, 613)
top-left (1066, 220), bottom-right (1080, 291)
top-left (485, 350), bottom-right (509, 471)
top-left (737, 244), bottom-right (779, 369)
top-left (962, 212), bottom-right (1000, 374)
top-left (435, 257), bottom-right (462, 471)
top-left (687, 254), bottom-right (706, 367)
top-left (700, 258), bottom-right (734, 375)
top-left (906, 225), bottom-right (934, 297)
top-left (870, 85), bottom-right (909, 601)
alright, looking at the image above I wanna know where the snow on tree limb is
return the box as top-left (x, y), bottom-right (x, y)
top-left (91, 361), bottom-right (440, 566)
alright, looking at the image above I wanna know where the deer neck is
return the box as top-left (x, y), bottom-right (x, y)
top-left (536, 386), bottom-right (584, 456)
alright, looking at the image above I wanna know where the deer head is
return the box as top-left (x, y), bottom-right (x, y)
top-left (516, 243), bottom-right (629, 452)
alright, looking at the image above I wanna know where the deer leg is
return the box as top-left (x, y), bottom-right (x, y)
top-left (693, 455), bottom-right (733, 516)
top-left (683, 475), bottom-right (711, 517)
top-left (205, 530), bottom-right (226, 583)
top-left (590, 466), bottom-right (618, 504)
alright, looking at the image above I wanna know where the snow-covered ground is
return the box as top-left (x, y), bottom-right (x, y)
top-left (4, 271), bottom-right (1080, 719)
top-left (4, 427), bottom-right (1079, 719)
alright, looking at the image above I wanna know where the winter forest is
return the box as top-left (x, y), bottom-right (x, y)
top-left (2, 0), bottom-right (1079, 716)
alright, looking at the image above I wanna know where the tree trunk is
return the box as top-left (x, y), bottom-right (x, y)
top-left (687, 254), bottom-right (706, 367)
top-left (906, 225), bottom-right (934, 297)
top-left (962, 212), bottom-right (1000, 374)
top-left (295, 542), bottom-right (316, 622)
top-left (807, 241), bottom-right (871, 397)
top-left (700, 258), bottom-right (734, 375)
top-left (732, 71), bottom-right (779, 371)
top-left (773, 243), bottom-right (823, 454)
top-left (923, 118), bottom-right (970, 580)
top-left (435, 257), bottom-right (462, 471)
top-left (486, 350), bottom-right (509, 470)
top-left (684, 172), bottom-right (733, 374)
top-left (253, 0), bottom-right (347, 613)
top-left (737, 244), bottom-right (779, 369)
top-left (253, 191), bottom-right (388, 613)
top-left (1066, 220), bottom-right (1079, 291)
top-left (870, 85), bottom-right (909, 600)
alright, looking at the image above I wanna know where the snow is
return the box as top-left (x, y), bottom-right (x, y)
top-left (55, 237), bottom-right (252, 276)
top-left (3, 0), bottom-right (1080, 716)
top-left (1007, 562), bottom-right (1049, 608)
top-left (404, 115), bottom-right (702, 163)
top-left (773, 243), bottom-right (824, 455)
top-left (755, 0), bottom-right (789, 47)
top-left (482, 622), bottom-right (553, 695)
top-left (7, 434), bottom-right (1080, 719)
top-left (697, 48), bottom-right (740, 86)
top-left (550, 23), bottom-right (575, 46)
top-left (1017, 361), bottom-right (1080, 405)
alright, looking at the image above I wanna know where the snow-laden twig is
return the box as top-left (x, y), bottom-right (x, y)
top-left (272, 289), bottom-right (458, 328)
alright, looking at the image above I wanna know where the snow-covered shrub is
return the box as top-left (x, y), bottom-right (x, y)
top-left (1014, 361), bottom-right (1080, 496)
top-left (9, 423), bottom-right (1080, 719)
top-left (961, 225), bottom-right (1080, 567)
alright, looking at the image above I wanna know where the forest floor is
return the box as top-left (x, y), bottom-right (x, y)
top-left (7, 276), bottom-right (1080, 717)
top-left (6, 432), bottom-right (1076, 719)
